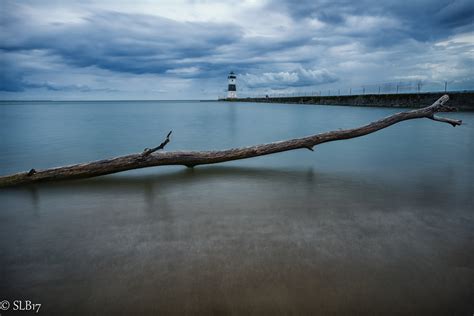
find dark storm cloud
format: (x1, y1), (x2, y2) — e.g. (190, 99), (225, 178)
(269, 0), (474, 43)
(0, 0), (472, 97)
(0, 55), (114, 93)
(1, 10), (242, 75)
(0, 57), (26, 92)
(0, 5), (336, 92)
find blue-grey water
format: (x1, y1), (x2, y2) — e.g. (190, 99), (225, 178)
(0, 100), (473, 315)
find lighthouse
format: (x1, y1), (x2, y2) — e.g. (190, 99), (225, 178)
(227, 71), (237, 99)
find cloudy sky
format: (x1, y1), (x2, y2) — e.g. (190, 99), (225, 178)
(1, 0), (473, 100)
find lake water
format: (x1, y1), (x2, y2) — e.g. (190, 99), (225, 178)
(1, 100), (473, 315)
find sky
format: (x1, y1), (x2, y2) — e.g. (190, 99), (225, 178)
(0, 0), (473, 100)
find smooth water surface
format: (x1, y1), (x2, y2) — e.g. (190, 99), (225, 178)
(1, 101), (473, 315)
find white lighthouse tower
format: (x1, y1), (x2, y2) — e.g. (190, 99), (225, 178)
(227, 71), (237, 99)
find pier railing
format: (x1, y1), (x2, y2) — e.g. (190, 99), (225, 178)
(219, 80), (472, 100)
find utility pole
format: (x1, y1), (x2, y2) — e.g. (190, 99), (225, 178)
(445, 81), (448, 92)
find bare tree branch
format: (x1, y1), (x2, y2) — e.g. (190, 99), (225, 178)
(142, 131), (172, 156)
(0, 95), (461, 187)
(428, 114), (462, 127)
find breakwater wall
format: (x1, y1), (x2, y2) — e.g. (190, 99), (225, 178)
(223, 91), (474, 111)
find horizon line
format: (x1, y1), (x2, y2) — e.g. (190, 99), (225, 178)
(0, 99), (219, 102)
(2, 90), (473, 102)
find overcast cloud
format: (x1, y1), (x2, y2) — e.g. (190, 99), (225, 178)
(0, 0), (473, 99)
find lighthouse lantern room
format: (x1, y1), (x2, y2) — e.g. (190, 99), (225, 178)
(227, 71), (237, 99)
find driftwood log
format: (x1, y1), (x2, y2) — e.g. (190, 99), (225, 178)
(0, 95), (461, 187)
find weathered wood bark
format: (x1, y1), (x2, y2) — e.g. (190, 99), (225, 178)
(0, 95), (461, 187)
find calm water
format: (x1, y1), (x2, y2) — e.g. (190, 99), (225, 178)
(1, 100), (473, 315)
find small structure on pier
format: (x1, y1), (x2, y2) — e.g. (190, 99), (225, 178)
(227, 71), (237, 99)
